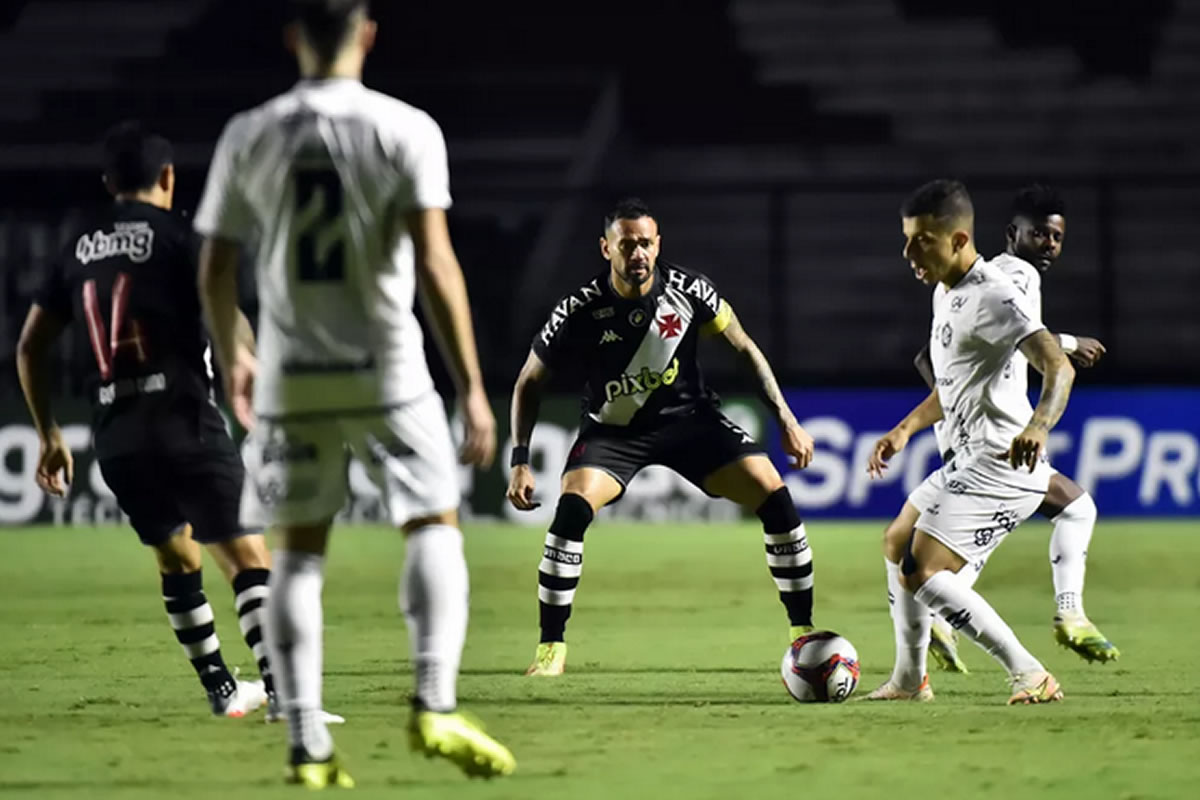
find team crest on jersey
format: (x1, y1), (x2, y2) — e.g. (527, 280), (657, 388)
(628, 308), (648, 327)
(75, 222), (154, 265)
(938, 322), (953, 347)
(655, 312), (683, 339)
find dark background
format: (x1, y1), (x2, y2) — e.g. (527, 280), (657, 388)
(2, 0), (1197, 404)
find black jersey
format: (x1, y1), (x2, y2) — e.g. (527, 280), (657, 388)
(36, 200), (218, 457)
(532, 261), (733, 428)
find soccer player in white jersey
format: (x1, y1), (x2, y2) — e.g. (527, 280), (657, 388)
(194, 0), (515, 787)
(864, 180), (1075, 705)
(906, 186), (1118, 673)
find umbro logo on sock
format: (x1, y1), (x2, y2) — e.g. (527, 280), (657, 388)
(944, 608), (973, 630)
(599, 329), (622, 344)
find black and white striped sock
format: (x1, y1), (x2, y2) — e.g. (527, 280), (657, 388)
(538, 493), (593, 643)
(162, 571), (235, 694)
(233, 568), (274, 697)
(756, 487), (814, 627)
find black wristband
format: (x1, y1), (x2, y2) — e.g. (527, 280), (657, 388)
(510, 445), (531, 467)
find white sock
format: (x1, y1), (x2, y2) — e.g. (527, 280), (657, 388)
(265, 550), (332, 760)
(1049, 493), (1096, 616)
(885, 560), (929, 690)
(916, 571), (1043, 678)
(402, 524), (469, 713)
(930, 560), (984, 640)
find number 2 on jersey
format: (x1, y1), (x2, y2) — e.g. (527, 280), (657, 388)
(295, 168), (346, 282)
(82, 273), (147, 381)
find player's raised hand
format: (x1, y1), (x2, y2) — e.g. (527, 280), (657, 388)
(506, 464), (540, 511)
(1006, 425), (1047, 472)
(35, 428), (73, 497)
(459, 387), (497, 469)
(781, 421), (815, 469)
(1069, 336), (1106, 368)
(868, 427), (910, 479)
(229, 346), (257, 432)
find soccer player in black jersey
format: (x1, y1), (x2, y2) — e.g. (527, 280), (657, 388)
(16, 122), (279, 717)
(507, 198), (817, 675)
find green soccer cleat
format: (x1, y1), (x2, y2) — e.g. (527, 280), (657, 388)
(525, 641), (567, 676)
(285, 754), (355, 790)
(928, 618), (970, 674)
(409, 710), (517, 779)
(788, 625), (814, 642)
(1053, 614), (1120, 663)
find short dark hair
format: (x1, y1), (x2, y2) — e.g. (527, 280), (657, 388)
(1011, 183), (1066, 221)
(901, 179), (974, 224)
(288, 0), (368, 64)
(102, 121), (173, 194)
(603, 197), (654, 231)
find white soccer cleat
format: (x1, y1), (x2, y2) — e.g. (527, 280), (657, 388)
(1007, 671), (1064, 705)
(861, 675), (934, 702)
(211, 678), (269, 718)
(265, 693), (345, 725)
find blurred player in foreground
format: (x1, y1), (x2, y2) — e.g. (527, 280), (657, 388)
(196, 0), (515, 788)
(508, 198), (817, 677)
(866, 179), (1074, 705)
(17, 122), (273, 718)
(904, 185), (1118, 673)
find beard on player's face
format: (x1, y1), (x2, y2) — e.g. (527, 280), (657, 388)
(619, 257), (654, 286)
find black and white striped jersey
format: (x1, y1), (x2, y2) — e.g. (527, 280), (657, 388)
(532, 261), (733, 428)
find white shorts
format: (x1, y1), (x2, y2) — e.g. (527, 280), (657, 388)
(908, 450), (1052, 565)
(240, 393), (460, 528)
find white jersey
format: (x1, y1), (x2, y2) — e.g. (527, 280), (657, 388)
(194, 78), (451, 417)
(930, 256), (1046, 456)
(933, 252), (1043, 454)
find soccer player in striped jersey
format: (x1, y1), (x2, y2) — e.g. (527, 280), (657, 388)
(16, 122), (275, 719)
(507, 198), (818, 677)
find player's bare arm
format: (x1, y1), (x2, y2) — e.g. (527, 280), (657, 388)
(16, 303), (73, 496)
(717, 307), (814, 468)
(197, 236), (256, 431)
(506, 350), (551, 511)
(1007, 328), (1076, 472)
(867, 390), (943, 479)
(913, 343), (935, 390)
(409, 207), (496, 469)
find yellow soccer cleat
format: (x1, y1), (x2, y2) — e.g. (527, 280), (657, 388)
(788, 625), (814, 642)
(1007, 671), (1064, 705)
(409, 710), (517, 779)
(1053, 614), (1120, 663)
(862, 674), (934, 702)
(928, 619), (970, 674)
(285, 756), (356, 789)
(525, 641), (567, 676)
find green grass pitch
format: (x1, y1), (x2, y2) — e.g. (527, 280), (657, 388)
(1, 519), (1198, 799)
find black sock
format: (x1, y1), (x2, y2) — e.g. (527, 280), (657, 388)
(162, 571), (235, 694)
(756, 487), (814, 627)
(538, 493), (593, 643)
(232, 568), (274, 696)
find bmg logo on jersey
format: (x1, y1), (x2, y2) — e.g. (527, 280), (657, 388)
(75, 222), (155, 265)
(604, 358), (680, 403)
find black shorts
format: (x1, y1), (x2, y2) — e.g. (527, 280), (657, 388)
(563, 407), (765, 498)
(98, 425), (252, 547)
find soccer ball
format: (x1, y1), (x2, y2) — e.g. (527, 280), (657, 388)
(781, 631), (860, 703)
